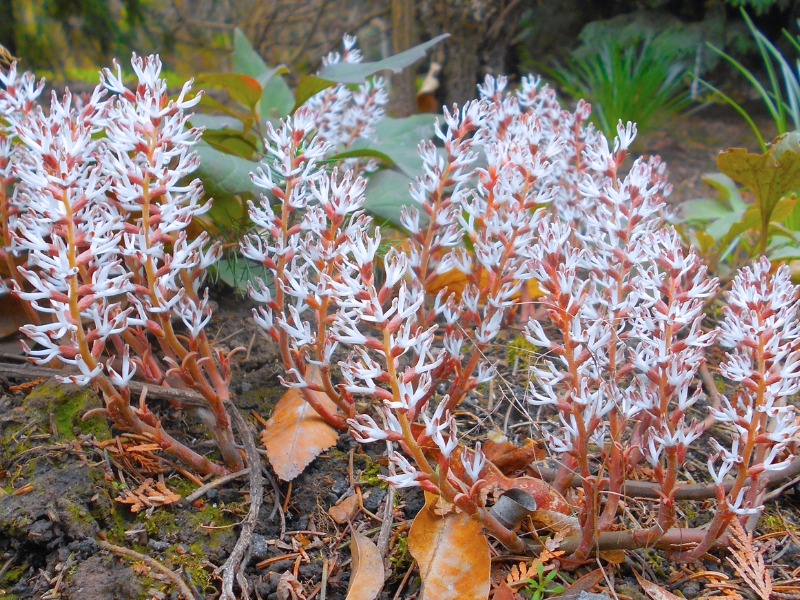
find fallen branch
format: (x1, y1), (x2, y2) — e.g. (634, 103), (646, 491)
(185, 468), (251, 503)
(216, 403), (263, 600)
(97, 539), (196, 600)
(530, 455), (800, 501)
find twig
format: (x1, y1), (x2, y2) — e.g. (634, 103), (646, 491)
(320, 557), (329, 600)
(260, 465), (282, 521)
(393, 561), (416, 600)
(97, 540), (196, 600)
(185, 468), (250, 503)
(0, 362), (212, 408)
(217, 404), (263, 600)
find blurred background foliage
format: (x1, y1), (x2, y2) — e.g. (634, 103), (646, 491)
(2, 0), (799, 113)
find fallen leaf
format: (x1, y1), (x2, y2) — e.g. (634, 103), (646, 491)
(345, 529), (384, 600)
(276, 571), (307, 600)
(408, 492), (490, 600)
(634, 570), (683, 600)
(261, 367), (340, 481)
(559, 568), (605, 598)
(426, 269), (542, 301)
(483, 438), (543, 475)
(328, 494), (359, 524)
(0, 293), (34, 339)
(492, 581), (518, 600)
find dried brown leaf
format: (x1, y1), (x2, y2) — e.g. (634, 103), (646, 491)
(726, 519), (772, 600)
(345, 529), (384, 600)
(276, 571), (307, 600)
(261, 369), (340, 481)
(408, 492), (490, 600)
(492, 581), (518, 600)
(328, 494), (359, 524)
(634, 570), (683, 600)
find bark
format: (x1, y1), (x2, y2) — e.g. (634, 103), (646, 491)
(390, 0), (416, 116)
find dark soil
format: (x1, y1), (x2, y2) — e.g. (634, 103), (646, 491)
(1, 103), (798, 600)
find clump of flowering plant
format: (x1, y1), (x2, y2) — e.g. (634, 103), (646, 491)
(246, 70), (799, 561)
(4, 56), (243, 475)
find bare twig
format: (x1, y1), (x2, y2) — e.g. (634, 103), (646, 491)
(185, 468), (251, 503)
(97, 540), (196, 600)
(217, 404), (263, 600)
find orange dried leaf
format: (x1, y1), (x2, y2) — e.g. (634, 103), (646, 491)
(492, 581), (518, 600)
(408, 492), (490, 600)
(114, 478), (181, 513)
(634, 570), (683, 600)
(276, 571), (307, 600)
(328, 494), (359, 524)
(261, 381), (339, 481)
(345, 529), (384, 600)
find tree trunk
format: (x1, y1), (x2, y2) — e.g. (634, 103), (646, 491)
(443, 21), (481, 108)
(390, 0), (415, 116)
(0, 0), (17, 57)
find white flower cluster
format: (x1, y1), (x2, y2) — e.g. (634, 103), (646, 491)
(304, 35), (388, 150)
(3, 55), (240, 474)
(709, 257), (800, 514)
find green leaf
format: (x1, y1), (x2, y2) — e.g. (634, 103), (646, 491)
(201, 129), (259, 159)
(772, 194), (797, 222)
(230, 28), (294, 119)
(232, 28), (270, 78)
(215, 255), (272, 293)
(682, 198), (733, 221)
(702, 172), (746, 211)
(322, 148), (395, 166)
(196, 141), (263, 197)
(348, 114), (439, 178)
(195, 73), (262, 111)
(723, 206), (762, 241)
(189, 114), (245, 131)
(206, 194), (247, 229)
(317, 33), (450, 84)
(292, 75), (336, 113)
(768, 244), (800, 260)
(363, 169), (419, 225)
(707, 209), (747, 240)
(717, 146), (800, 222)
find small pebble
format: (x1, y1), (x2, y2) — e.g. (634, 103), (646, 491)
(176, 543), (189, 555)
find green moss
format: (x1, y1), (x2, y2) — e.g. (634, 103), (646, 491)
(1, 565), (25, 585)
(389, 532), (410, 568)
(507, 334), (539, 369)
(22, 382), (110, 440)
(759, 512), (787, 534)
(359, 460), (387, 489)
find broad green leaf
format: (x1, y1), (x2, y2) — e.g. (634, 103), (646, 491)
(707, 209), (747, 240)
(232, 28), (270, 78)
(196, 141), (263, 197)
(363, 169), (415, 225)
(261, 72), (295, 120)
(230, 28), (294, 119)
(215, 255), (271, 293)
(322, 148), (395, 166)
(189, 114), (244, 131)
(318, 34), (450, 84)
(196, 93), (249, 121)
(772, 194), (797, 222)
(681, 198), (732, 221)
(702, 172), (746, 211)
(769, 244), (800, 260)
(349, 115), (439, 178)
(292, 75), (336, 113)
(202, 129), (259, 159)
(717, 146), (800, 221)
(195, 73), (262, 111)
(695, 230), (715, 253)
(206, 194), (247, 230)
(723, 206), (762, 242)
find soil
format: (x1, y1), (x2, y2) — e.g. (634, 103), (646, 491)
(1, 103), (799, 600)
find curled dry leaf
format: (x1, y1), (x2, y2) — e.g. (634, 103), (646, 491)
(261, 368), (340, 481)
(328, 494), (359, 524)
(345, 529), (384, 600)
(408, 492), (490, 600)
(633, 570), (683, 600)
(276, 571), (308, 600)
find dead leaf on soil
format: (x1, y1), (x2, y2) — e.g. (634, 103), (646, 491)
(276, 571), (307, 600)
(492, 581), (518, 600)
(0, 293), (33, 339)
(328, 494), (359, 524)
(634, 570), (683, 600)
(261, 367), (340, 481)
(483, 437), (543, 475)
(408, 492), (490, 600)
(345, 529), (384, 600)
(115, 478), (181, 513)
